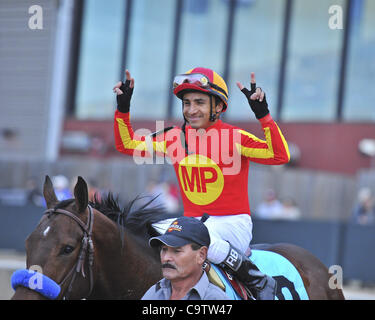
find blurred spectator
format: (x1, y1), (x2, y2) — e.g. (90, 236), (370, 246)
(146, 180), (180, 213)
(2, 128), (20, 150)
(352, 188), (375, 225)
(87, 178), (102, 202)
(255, 189), (283, 220)
(168, 181), (181, 211)
(52, 175), (73, 201)
(278, 197), (301, 220)
(145, 180), (167, 209)
(26, 177), (44, 207)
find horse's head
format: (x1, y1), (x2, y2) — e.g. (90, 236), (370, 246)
(11, 175), (170, 300)
(11, 175), (102, 300)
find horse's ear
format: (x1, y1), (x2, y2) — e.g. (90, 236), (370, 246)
(43, 175), (58, 209)
(74, 176), (88, 214)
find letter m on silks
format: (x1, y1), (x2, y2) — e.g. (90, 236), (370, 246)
(181, 166), (202, 192)
(181, 166), (218, 193)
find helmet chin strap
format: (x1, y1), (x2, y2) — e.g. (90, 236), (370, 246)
(209, 95), (217, 122)
(181, 102), (190, 155)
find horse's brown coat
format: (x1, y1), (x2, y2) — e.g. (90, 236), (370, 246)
(11, 176), (345, 300)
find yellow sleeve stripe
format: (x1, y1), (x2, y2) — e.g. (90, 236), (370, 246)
(116, 118), (167, 153)
(276, 123), (291, 161)
(236, 128), (274, 159)
(237, 129), (267, 144)
(153, 139), (167, 154)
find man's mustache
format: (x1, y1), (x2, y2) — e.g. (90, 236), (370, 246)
(162, 263), (177, 270)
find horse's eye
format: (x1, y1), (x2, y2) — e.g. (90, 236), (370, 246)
(61, 245), (74, 255)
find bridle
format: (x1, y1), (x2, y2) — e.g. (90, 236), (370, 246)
(44, 205), (94, 300)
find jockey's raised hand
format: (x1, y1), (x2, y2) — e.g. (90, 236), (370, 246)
(236, 72), (269, 119)
(113, 69), (134, 113)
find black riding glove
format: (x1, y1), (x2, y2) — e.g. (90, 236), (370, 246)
(240, 82), (269, 119)
(116, 79), (134, 113)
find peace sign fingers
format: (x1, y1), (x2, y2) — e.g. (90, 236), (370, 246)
(114, 68), (135, 113)
(236, 72), (258, 94)
(237, 71), (269, 119)
(250, 72), (256, 92)
(125, 69), (135, 89)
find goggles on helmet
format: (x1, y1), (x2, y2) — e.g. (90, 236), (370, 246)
(173, 73), (228, 99)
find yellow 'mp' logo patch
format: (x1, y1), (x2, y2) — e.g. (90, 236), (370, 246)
(178, 154), (224, 205)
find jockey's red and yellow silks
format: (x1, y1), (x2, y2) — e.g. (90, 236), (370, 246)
(114, 110), (290, 217)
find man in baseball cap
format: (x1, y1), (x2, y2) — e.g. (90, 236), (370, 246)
(142, 217), (229, 300)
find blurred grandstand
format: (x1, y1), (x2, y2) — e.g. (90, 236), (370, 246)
(0, 0), (375, 291)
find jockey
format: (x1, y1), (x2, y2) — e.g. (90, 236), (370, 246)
(113, 67), (290, 300)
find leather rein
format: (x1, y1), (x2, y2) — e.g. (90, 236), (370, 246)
(44, 205), (95, 300)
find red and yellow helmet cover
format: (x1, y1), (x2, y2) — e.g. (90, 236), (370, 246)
(173, 67), (228, 110)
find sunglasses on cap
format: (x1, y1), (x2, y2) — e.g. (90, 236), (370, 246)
(173, 73), (228, 98)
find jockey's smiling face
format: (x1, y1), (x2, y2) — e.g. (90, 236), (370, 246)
(182, 92), (223, 129)
(160, 244), (206, 282)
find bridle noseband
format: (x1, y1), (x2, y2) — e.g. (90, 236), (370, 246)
(44, 205), (94, 300)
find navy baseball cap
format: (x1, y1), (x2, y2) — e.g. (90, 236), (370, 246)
(149, 217), (210, 248)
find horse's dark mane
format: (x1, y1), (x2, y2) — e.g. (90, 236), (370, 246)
(90, 193), (179, 239)
(52, 193), (180, 242)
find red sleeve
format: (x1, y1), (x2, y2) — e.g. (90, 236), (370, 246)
(114, 111), (167, 157)
(237, 114), (290, 165)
